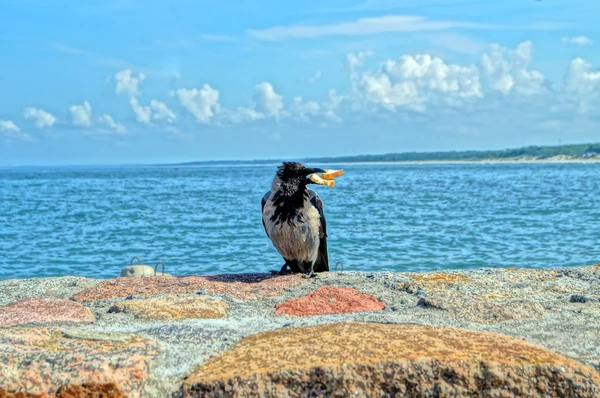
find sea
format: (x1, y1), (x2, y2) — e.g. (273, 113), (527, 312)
(1, 162), (599, 280)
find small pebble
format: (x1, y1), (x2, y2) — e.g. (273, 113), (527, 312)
(569, 295), (587, 303)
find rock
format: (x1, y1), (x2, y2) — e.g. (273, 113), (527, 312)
(0, 298), (95, 328)
(108, 295), (228, 321)
(570, 294), (588, 303)
(274, 286), (385, 316)
(72, 273), (304, 302)
(416, 293), (546, 324)
(0, 327), (158, 397)
(0, 276), (101, 307)
(183, 322), (600, 397)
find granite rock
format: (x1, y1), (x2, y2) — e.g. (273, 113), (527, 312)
(0, 327), (158, 397)
(183, 321), (600, 397)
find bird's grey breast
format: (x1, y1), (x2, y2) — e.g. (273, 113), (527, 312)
(262, 192), (321, 263)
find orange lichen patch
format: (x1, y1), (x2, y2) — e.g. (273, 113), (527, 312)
(486, 293), (511, 300)
(108, 295), (228, 321)
(72, 273), (305, 302)
(274, 286), (385, 316)
(0, 298), (95, 328)
(0, 383), (126, 398)
(54, 383), (125, 397)
(0, 327), (157, 398)
(399, 272), (471, 293)
(410, 273), (469, 283)
(183, 322), (600, 397)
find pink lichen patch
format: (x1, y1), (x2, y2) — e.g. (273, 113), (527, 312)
(72, 273), (305, 302)
(274, 286), (385, 316)
(0, 298), (95, 328)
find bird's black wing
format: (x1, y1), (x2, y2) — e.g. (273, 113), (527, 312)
(261, 191), (271, 238)
(308, 189), (329, 272)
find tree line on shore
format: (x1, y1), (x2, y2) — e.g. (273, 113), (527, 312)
(170, 142), (600, 166)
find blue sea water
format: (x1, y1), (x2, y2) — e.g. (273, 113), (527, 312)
(1, 163), (599, 280)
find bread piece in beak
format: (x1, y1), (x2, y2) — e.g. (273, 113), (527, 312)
(309, 173), (335, 187)
(322, 169), (344, 180)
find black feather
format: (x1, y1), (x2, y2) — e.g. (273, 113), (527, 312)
(308, 189), (329, 272)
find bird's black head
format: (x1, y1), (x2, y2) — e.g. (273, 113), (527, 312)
(274, 162), (325, 194)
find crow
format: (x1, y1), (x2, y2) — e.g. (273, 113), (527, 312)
(261, 162), (329, 278)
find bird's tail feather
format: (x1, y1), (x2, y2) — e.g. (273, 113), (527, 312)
(313, 238), (329, 272)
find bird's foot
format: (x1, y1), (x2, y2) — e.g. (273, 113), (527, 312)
(302, 270), (316, 279)
(270, 269), (292, 275)
(270, 264), (291, 276)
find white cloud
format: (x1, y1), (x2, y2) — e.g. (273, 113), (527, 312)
(219, 83), (284, 124)
(289, 97), (320, 122)
(222, 107), (266, 124)
(247, 15), (494, 41)
(346, 51), (373, 71)
(150, 100), (176, 123)
(174, 85), (220, 124)
(98, 114), (127, 134)
(480, 41), (545, 96)
(31, 39), (600, 140)
(565, 58), (600, 94)
(0, 120), (19, 133)
(113, 69), (177, 124)
(253, 82), (283, 117)
(129, 97), (151, 124)
(561, 36), (593, 46)
(69, 101), (93, 127)
(322, 90), (344, 123)
(23, 107), (57, 128)
(358, 53), (482, 112)
(0, 120), (32, 141)
(115, 69), (146, 97)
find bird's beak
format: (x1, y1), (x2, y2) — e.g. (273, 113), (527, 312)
(304, 168), (325, 176)
(305, 168), (333, 186)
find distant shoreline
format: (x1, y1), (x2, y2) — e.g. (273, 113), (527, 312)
(167, 157), (600, 167)
(315, 157), (600, 165)
(169, 142), (600, 167)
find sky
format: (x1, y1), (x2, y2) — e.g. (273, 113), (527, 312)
(0, 0), (599, 165)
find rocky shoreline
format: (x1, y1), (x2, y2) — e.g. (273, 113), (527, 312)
(1, 264), (599, 397)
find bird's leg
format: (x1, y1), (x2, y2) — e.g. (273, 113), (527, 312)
(302, 263), (316, 279)
(270, 263), (291, 275)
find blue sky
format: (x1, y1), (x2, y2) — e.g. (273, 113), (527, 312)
(1, 0), (599, 165)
